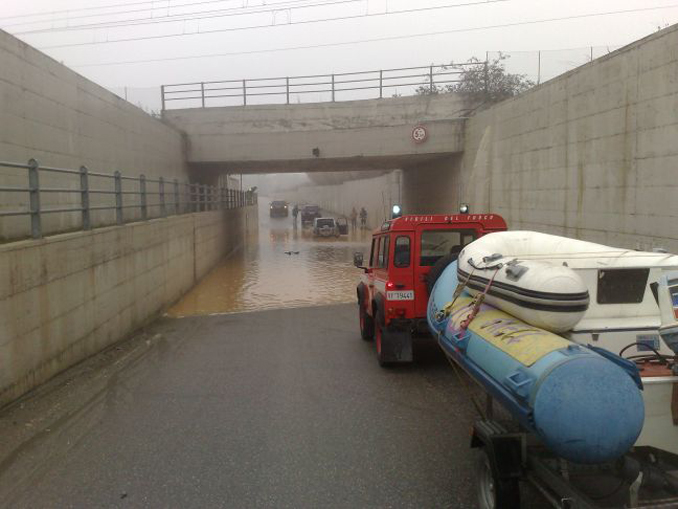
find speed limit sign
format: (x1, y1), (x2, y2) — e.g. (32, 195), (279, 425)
(412, 125), (428, 144)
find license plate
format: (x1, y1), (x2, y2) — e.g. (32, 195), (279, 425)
(387, 290), (414, 301)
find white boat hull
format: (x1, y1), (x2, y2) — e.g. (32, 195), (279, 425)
(636, 376), (678, 455)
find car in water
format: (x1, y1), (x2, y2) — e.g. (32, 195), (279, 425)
(313, 217), (340, 237)
(354, 212), (507, 366)
(269, 200), (289, 217)
(336, 217), (349, 235)
(301, 204), (322, 225)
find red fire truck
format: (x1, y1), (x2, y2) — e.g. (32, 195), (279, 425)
(354, 213), (507, 366)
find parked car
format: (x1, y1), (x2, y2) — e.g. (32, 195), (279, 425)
(313, 217), (340, 237)
(269, 200), (289, 217)
(336, 217), (348, 235)
(301, 205), (322, 225)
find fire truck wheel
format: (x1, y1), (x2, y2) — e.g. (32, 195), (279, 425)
(359, 301), (374, 341)
(426, 253), (458, 294)
(375, 311), (392, 367)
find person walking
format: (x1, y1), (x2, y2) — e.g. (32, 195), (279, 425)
(350, 207), (358, 231)
(359, 207), (367, 229)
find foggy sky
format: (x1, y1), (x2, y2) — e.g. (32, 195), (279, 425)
(2, 0), (677, 94)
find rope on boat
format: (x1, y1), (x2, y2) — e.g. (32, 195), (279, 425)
(460, 268), (501, 330)
(435, 267), (476, 322)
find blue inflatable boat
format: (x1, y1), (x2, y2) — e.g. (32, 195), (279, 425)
(428, 261), (645, 464)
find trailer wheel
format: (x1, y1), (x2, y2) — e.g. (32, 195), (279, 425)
(478, 448), (520, 509)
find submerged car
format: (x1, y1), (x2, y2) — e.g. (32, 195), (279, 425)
(301, 205), (322, 225)
(269, 200), (289, 217)
(336, 217), (349, 235)
(313, 217), (340, 237)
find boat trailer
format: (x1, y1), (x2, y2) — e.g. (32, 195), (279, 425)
(473, 397), (678, 509)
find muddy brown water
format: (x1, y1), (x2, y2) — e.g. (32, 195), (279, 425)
(167, 199), (372, 317)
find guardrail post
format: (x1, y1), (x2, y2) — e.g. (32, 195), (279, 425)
(429, 65), (434, 93)
(80, 165), (91, 231)
(331, 74), (335, 102)
(114, 171), (123, 224)
(28, 158), (41, 239)
(174, 179), (180, 214)
(159, 177), (166, 217)
(161, 85), (166, 111)
(140, 175), (148, 220)
(243, 79), (247, 106)
(200, 82), (205, 108)
(379, 70), (383, 99)
(286, 77), (290, 105)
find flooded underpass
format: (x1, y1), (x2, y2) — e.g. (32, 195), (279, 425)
(0, 197), (545, 509)
(168, 198), (372, 316)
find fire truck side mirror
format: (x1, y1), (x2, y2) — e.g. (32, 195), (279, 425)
(353, 252), (365, 268)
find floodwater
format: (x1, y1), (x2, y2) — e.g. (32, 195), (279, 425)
(167, 199), (372, 317)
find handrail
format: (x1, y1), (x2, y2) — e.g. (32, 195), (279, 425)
(161, 61), (485, 109)
(0, 159), (257, 240)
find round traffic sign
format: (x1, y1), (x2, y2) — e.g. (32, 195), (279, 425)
(412, 125), (428, 144)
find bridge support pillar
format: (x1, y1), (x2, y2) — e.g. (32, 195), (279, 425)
(402, 155), (461, 215)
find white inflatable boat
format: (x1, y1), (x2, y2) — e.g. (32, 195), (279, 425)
(457, 232), (590, 333)
(459, 231), (678, 455)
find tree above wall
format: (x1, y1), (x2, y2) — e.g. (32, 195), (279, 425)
(417, 54), (535, 105)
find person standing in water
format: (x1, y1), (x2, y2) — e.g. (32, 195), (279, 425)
(292, 204), (299, 227)
(359, 207), (367, 229)
(350, 207), (358, 231)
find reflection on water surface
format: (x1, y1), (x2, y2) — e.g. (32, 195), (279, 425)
(167, 199), (371, 316)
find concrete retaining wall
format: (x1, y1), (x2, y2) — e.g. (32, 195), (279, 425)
(0, 29), (188, 241)
(460, 25), (678, 252)
(0, 206), (257, 407)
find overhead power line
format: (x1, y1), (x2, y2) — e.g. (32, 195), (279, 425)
(1, 0), (236, 22)
(8, 0), (359, 32)
(69, 4), (678, 68)
(34, 0), (510, 49)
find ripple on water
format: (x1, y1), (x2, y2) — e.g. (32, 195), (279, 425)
(167, 202), (372, 317)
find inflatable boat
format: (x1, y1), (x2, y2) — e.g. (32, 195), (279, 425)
(455, 231), (678, 456)
(428, 261), (645, 464)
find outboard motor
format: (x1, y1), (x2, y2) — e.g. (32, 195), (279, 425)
(657, 271), (678, 367)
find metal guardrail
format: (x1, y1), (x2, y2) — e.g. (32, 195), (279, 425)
(161, 62), (482, 109)
(0, 159), (256, 240)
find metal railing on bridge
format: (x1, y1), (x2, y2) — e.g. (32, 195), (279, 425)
(161, 62), (481, 110)
(0, 159), (256, 240)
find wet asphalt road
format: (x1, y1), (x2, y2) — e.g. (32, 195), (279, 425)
(0, 304), (484, 508)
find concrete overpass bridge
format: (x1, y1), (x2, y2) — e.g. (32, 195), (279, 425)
(163, 93), (472, 211)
